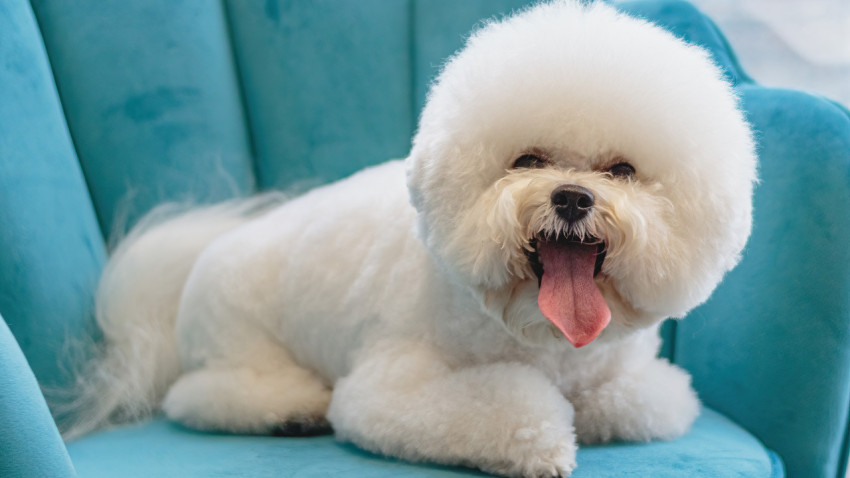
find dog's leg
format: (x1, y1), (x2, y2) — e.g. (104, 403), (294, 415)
(328, 341), (577, 478)
(570, 357), (699, 444)
(162, 344), (332, 436)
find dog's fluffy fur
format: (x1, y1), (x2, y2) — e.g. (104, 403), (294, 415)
(64, 2), (756, 476)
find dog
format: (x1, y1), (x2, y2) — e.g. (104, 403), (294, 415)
(64, 1), (757, 476)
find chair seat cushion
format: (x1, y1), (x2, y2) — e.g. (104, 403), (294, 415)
(67, 407), (783, 477)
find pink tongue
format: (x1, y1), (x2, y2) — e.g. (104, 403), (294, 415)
(537, 241), (610, 347)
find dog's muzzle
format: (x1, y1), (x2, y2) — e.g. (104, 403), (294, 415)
(522, 184), (610, 348)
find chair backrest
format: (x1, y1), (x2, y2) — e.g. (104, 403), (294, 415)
(1, 1), (849, 477)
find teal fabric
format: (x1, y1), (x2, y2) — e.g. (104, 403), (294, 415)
(66, 408), (777, 478)
(1, 0), (849, 477)
(676, 87), (850, 478)
(0, 316), (76, 478)
(225, 0), (414, 190)
(617, 4), (850, 476)
(29, 0), (256, 234)
(0, 0), (105, 393)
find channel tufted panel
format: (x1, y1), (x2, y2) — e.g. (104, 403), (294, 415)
(0, 0), (105, 392)
(29, 0), (256, 236)
(225, 0), (414, 191)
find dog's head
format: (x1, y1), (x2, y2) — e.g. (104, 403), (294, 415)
(406, 1), (757, 348)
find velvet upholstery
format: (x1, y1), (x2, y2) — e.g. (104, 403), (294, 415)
(29, 0), (256, 233)
(0, 316), (75, 478)
(1, 0), (848, 477)
(225, 0), (414, 191)
(0, 0), (106, 397)
(677, 87), (850, 478)
(66, 409), (779, 478)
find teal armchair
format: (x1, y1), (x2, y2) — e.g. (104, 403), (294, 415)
(2, 1), (849, 477)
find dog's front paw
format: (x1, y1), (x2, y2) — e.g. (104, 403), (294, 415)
(330, 350), (578, 478)
(572, 359), (699, 444)
(480, 421), (577, 478)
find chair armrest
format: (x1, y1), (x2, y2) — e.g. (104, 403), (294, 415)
(676, 91), (850, 478)
(0, 315), (76, 478)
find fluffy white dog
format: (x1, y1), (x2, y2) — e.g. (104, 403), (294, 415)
(66, 1), (757, 476)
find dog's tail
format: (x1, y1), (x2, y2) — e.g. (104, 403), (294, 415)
(56, 194), (285, 441)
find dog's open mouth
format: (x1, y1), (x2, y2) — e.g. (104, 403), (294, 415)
(526, 235), (606, 282)
(525, 235), (611, 348)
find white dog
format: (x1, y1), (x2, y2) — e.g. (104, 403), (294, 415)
(66, 1), (757, 476)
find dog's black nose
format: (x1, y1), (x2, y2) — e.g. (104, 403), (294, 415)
(551, 185), (594, 223)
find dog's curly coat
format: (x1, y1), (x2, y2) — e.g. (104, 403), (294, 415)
(64, 1), (756, 476)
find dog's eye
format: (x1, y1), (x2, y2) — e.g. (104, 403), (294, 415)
(512, 154), (547, 169)
(607, 162), (636, 180)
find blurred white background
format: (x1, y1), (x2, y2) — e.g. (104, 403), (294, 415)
(691, 0), (850, 106)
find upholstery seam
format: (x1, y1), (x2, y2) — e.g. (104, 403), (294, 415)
(220, 0), (263, 192)
(837, 361), (850, 478)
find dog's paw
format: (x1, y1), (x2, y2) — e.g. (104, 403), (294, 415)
(163, 365), (331, 434)
(572, 360), (699, 444)
(270, 413), (333, 437)
(481, 421), (577, 478)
